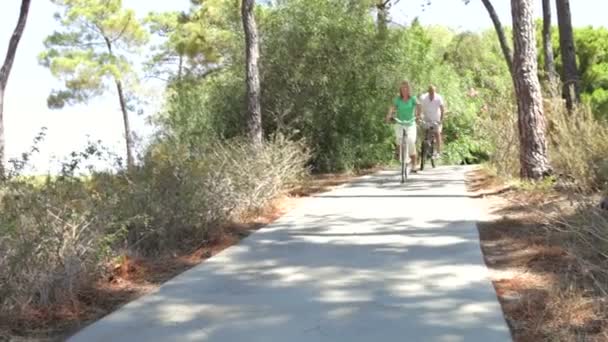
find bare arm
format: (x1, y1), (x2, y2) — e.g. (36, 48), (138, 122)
(385, 105), (396, 123)
(440, 104), (445, 122)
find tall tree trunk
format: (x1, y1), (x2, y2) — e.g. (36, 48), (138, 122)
(555, 0), (579, 110)
(481, 0), (514, 78)
(376, 0), (389, 38)
(115, 80), (135, 170)
(177, 54), (184, 82)
(241, 0), (262, 145)
(542, 0), (559, 95)
(104, 37), (135, 170)
(0, 0), (32, 178)
(0, 90), (5, 178)
(511, 0), (552, 179)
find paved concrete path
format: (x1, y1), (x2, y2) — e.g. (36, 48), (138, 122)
(69, 166), (511, 342)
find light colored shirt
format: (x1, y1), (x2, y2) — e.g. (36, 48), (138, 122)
(420, 93), (444, 122)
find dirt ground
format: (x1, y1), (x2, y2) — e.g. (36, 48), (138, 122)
(467, 168), (608, 342)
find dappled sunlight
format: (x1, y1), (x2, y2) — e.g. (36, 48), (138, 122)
(402, 263), (491, 288)
(68, 167), (509, 341)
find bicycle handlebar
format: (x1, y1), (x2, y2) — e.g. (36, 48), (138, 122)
(391, 117), (416, 125)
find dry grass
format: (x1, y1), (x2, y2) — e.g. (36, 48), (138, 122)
(470, 168), (608, 342)
(546, 102), (608, 193)
(0, 170), (365, 341)
(0, 195), (298, 341)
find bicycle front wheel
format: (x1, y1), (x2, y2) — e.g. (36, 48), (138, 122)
(401, 128), (408, 183)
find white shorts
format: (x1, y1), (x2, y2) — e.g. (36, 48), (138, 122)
(393, 124), (417, 155)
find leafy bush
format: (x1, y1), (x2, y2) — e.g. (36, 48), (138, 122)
(0, 137), (308, 315)
(158, 0), (510, 172)
(442, 106), (492, 165)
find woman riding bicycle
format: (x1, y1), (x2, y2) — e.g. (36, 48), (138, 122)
(385, 81), (421, 173)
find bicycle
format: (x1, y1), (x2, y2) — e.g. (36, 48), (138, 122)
(392, 117), (414, 184)
(420, 120), (440, 171)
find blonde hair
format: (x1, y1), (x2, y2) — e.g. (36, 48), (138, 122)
(399, 81), (411, 100)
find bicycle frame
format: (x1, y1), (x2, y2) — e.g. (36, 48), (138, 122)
(394, 118), (413, 183)
(420, 121), (439, 170)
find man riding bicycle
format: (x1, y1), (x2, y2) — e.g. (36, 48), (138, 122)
(419, 85), (445, 157)
(385, 81), (421, 173)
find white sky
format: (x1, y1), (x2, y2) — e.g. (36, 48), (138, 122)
(0, 0), (605, 173)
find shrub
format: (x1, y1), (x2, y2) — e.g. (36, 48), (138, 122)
(0, 176), (113, 312)
(126, 135), (309, 253)
(476, 91), (520, 177)
(0, 137), (309, 315)
(546, 101), (608, 192)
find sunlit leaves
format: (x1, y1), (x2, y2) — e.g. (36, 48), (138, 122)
(41, 0), (148, 108)
(145, 0), (238, 80)
(574, 26), (608, 117)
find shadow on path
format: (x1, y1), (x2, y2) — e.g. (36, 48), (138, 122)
(68, 166), (511, 342)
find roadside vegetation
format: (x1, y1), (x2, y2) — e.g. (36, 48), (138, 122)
(471, 100), (608, 341)
(1, 0), (607, 340)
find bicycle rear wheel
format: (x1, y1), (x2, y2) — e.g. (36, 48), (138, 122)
(430, 139), (436, 168)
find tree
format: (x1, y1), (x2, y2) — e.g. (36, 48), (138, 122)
(376, 0), (392, 38)
(480, 0), (513, 78)
(511, 0), (551, 179)
(145, 11), (192, 82)
(40, 0), (148, 170)
(574, 26), (608, 118)
(424, 1), (513, 80)
(542, 0), (558, 94)
(0, 0), (31, 178)
(444, 31), (511, 96)
(145, 4), (229, 83)
(241, 0), (262, 144)
(555, 0), (580, 110)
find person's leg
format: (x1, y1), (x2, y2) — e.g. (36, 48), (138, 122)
(434, 131), (442, 154)
(410, 153), (417, 171)
(407, 125), (418, 172)
(435, 124), (443, 155)
(394, 124), (402, 161)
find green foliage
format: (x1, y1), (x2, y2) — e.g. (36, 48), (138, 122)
(156, 70), (246, 145)
(259, 0), (392, 171)
(444, 30), (512, 97)
(144, 0), (240, 80)
(541, 24), (608, 119)
(40, 0), (148, 108)
(575, 27), (608, 119)
(158, 0), (508, 172)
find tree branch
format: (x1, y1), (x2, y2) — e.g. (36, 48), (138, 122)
(480, 0), (514, 78)
(111, 14), (133, 43)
